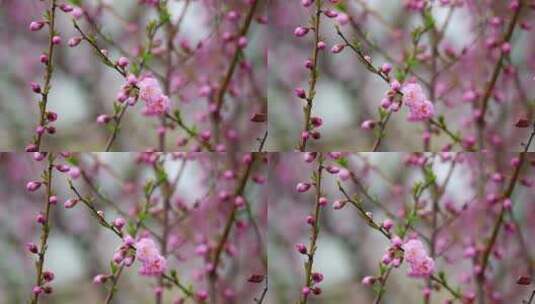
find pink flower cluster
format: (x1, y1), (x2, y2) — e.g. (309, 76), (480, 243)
(115, 74), (170, 117)
(138, 76), (170, 116)
(135, 238), (167, 277)
(401, 83), (435, 121)
(402, 239), (435, 278)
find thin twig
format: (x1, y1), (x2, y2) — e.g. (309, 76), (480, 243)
(30, 154), (56, 304)
(299, 154), (324, 304)
(32, 0), (58, 150)
(298, 0), (323, 151)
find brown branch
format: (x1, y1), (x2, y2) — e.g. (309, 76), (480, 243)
(30, 154), (55, 304)
(208, 154), (257, 302)
(298, 0), (323, 151)
(477, 1), (525, 149)
(299, 155), (324, 304)
(477, 151), (529, 301)
(212, 0), (259, 143)
(33, 0), (58, 151)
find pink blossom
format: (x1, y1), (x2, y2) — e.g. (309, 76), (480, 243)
(135, 238), (160, 262)
(138, 76), (163, 102)
(401, 83), (435, 121)
(142, 95), (170, 116)
(401, 83), (427, 108)
(407, 100), (434, 121)
(138, 254), (167, 277)
(402, 239), (427, 263)
(138, 76), (170, 116)
(135, 238), (167, 277)
(407, 256), (435, 278)
(402, 239), (435, 277)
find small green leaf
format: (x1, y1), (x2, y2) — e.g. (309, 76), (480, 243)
(110, 261), (118, 274)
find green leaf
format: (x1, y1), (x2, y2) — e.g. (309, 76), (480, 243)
(423, 9), (436, 29)
(110, 261), (118, 274)
(158, 8), (171, 24)
(154, 165), (168, 184)
(68, 0), (82, 6)
(143, 180), (154, 196)
(335, 157), (349, 168)
(65, 156), (79, 166)
(126, 221), (136, 237)
(335, 3), (347, 12)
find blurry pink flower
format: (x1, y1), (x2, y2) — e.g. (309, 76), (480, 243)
(402, 239), (435, 277)
(143, 95), (170, 116)
(138, 76), (170, 116)
(136, 237), (167, 277)
(401, 83), (434, 121)
(138, 76), (163, 103)
(402, 239), (427, 263)
(135, 238), (160, 262)
(407, 256), (434, 277)
(401, 83), (427, 108)
(139, 254), (167, 277)
(407, 100), (434, 121)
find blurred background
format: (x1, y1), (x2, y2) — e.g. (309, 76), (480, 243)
(267, 152), (535, 303)
(267, 0), (535, 151)
(0, 0), (266, 151)
(0, 152), (267, 303)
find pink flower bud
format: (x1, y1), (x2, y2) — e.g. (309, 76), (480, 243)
(40, 54), (49, 64)
(391, 236), (402, 247)
(382, 219), (393, 230)
(68, 36), (82, 47)
(311, 116), (323, 127)
(43, 271), (55, 282)
(296, 182), (311, 193)
(331, 44), (345, 54)
(30, 82), (41, 94)
(26, 242), (39, 254)
(113, 217), (126, 230)
(362, 276), (376, 286)
(338, 169), (350, 181)
(302, 0), (313, 7)
(234, 196), (245, 208)
(333, 200), (345, 209)
(52, 36), (62, 45)
(501, 42), (511, 54)
(96, 114), (111, 124)
(32, 286), (44, 295)
(71, 7), (84, 19)
(64, 199), (78, 209)
(123, 235), (135, 247)
(295, 87), (307, 99)
(29, 21), (45, 32)
(196, 291), (208, 301)
(390, 80), (401, 91)
(312, 272), (324, 283)
(26, 181), (42, 192)
(294, 26), (310, 37)
(296, 243), (307, 254)
(238, 36), (248, 48)
(93, 274), (109, 284)
(381, 63), (392, 74)
(361, 119), (376, 130)
(117, 57), (129, 68)
(503, 198), (512, 209)
(60, 4), (74, 12)
(324, 10), (338, 18)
